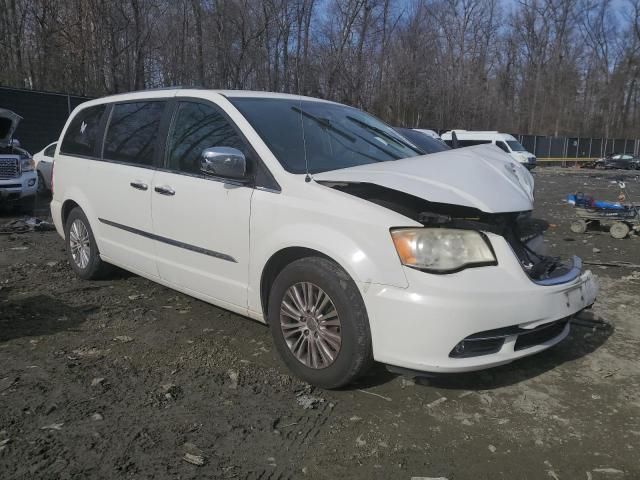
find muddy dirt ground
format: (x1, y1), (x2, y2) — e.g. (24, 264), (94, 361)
(1, 168), (639, 479)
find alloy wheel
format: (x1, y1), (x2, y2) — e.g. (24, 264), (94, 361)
(69, 219), (91, 269)
(279, 282), (342, 369)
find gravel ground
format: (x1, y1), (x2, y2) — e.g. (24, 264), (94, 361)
(1, 167), (639, 479)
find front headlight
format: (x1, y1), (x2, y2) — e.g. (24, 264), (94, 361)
(21, 157), (35, 172)
(391, 228), (496, 273)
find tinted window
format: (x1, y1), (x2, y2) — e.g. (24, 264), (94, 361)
(496, 141), (510, 153)
(231, 98), (421, 173)
(458, 140), (492, 147)
(44, 143), (57, 157)
(61, 106), (106, 157)
(103, 102), (164, 166)
(167, 102), (247, 175)
(507, 140), (527, 152)
(394, 128), (449, 154)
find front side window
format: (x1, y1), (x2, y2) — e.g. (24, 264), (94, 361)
(166, 101), (247, 175)
(61, 105), (106, 157)
(507, 140), (527, 152)
(103, 101), (164, 166)
(230, 98), (421, 174)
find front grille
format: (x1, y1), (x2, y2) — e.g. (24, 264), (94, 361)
(0, 158), (19, 179)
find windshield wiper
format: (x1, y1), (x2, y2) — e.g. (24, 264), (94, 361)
(291, 107), (356, 142)
(292, 106), (400, 163)
(346, 116), (423, 154)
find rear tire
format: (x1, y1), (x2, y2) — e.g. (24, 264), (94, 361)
(267, 256), (373, 389)
(64, 207), (112, 280)
(610, 222), (630, 239)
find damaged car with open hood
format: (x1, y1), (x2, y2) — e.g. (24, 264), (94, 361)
(50, 90), (598, 388)
(0, 108), (37, 212)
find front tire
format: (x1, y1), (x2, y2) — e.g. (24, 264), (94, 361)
(570, 219), (588, 234)
(267, 257), (373, 389)
(64, 207), (112, 280)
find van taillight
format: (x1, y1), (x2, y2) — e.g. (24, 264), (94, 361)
(50, 161), (54, 195)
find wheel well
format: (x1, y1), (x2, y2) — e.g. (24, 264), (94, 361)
(260, 247), (333, 322)
(61, 200), (80, 229)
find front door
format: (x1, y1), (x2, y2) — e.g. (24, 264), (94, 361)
(151, 100), (253, 310)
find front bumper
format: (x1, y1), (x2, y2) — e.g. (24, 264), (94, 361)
(0, 171), (37, 202)
(361, 232), (598, 373)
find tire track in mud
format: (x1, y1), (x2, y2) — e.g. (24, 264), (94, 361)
(246, 400), (332, 480)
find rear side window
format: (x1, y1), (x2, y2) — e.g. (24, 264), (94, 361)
(61, 105), (106, 157)
(167, 101), (248, 175)
(103, 102), (164, 166)
(458, 140), (492, 147)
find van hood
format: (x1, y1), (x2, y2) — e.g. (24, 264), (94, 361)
(314, 144), (534, 214)
(0, 109), (22, 148)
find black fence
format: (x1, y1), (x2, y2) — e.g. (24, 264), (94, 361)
(1, 85), (638, 160)
(0, 86), (90, 154)
(516, 135), (638, 159)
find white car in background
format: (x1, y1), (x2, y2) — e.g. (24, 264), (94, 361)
(51, 89), (597, 388)
(441, 130), (537, 170)
(33, 141), (57, 194)
(412, 128), (441, 140)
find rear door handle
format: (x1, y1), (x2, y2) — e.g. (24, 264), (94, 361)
(130, 180), (148, 191)
(154, 185), (175, 196)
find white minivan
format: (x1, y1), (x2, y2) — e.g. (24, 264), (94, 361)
(441, 130), (537, 170)
(51, 90), (597, 388)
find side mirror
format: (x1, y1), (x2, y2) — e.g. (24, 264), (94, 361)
(200, 147), (246, 179)
(10, 138), (20, 148)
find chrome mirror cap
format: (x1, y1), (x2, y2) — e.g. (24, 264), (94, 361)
(200, 147), (246, 179)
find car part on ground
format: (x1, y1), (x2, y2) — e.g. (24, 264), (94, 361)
(0, 216), (56, 234)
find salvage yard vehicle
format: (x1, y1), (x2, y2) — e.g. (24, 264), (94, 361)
(394, 127), (450, 154)
(0, 108), (37, 213)
(441, 130), (537, 170)
(598, 153), (640, 170)
(33, 141), (57, 194)
(50, 89), (598, 388)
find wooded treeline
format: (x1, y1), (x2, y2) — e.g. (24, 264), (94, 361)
(1, 0), (639, 137)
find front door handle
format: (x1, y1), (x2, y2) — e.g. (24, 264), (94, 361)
(130, 180), (148, 191)
(154, 185), (175, 196)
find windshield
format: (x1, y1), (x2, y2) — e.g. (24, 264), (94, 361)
(506, 140), (527, 152)
(230, 98), (423, 173)
(394, 128), (449, 154)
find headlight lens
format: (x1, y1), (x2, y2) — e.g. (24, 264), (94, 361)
(21, 157), (35, 172)
(391, 228), (496, 273)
